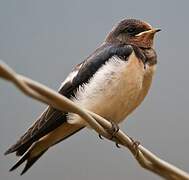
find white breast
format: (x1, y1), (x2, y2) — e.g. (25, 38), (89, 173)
(68, 52), (156, 126)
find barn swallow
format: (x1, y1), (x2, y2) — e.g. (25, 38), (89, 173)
(5, 18), (160, 175)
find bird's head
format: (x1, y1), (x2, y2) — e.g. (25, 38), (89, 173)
(105, 19), (160, 48)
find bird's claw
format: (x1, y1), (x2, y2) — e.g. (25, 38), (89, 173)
(115, 142), (121, 148)
(99, 134), (104, 140)
(108, 121), (120, 148)
(107, 121), (119, 139)
(98, 121), (120, 148)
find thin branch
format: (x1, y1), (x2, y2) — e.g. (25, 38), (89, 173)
(0, 60), (189, 180)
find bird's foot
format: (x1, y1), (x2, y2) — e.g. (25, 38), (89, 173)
(98, 121), (120, 148)
(107, 121), (119, 139)
(108, 121), (121, 148)
(130, 137), (140, 157)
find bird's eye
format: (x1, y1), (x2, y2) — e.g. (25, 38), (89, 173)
(126, 27), (136, 34)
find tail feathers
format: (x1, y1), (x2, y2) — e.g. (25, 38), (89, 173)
(5, 140), (33, 156)
(7, 123), (85, 174)
(4, 145), (20, 155)
(9, 149), (47, 175)
(16, 142), (33, 156)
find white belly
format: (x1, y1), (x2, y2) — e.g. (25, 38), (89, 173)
(68, 52), (156, 125)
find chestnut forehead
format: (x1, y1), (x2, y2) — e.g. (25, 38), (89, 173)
(116, 19), (152, 31)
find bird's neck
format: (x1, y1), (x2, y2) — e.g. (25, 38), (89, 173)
(140, 47), (157, 66)
(130, 45), (157, 66)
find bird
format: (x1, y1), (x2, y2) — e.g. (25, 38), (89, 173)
(5, 18), (160, 175)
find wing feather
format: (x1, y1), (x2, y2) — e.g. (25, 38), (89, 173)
(5, 43), (133, 156)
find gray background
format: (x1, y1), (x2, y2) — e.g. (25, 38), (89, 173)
(0, 0), (188, 180)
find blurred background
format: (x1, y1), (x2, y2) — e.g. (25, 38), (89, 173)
(0, 0), (189, 179)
